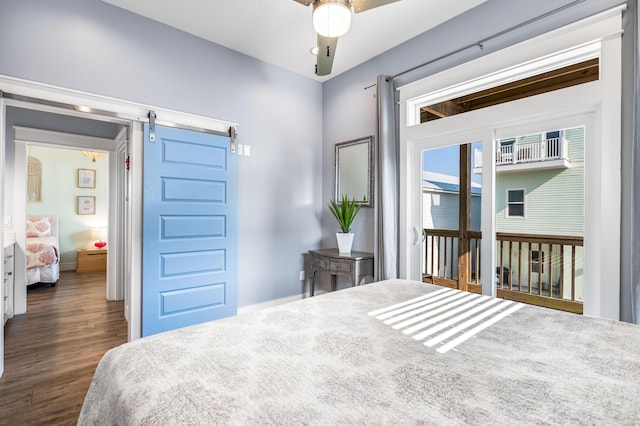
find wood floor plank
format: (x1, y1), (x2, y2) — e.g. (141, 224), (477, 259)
(0, 271), (127, 425)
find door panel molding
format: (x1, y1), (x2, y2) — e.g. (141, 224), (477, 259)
(142, 124), (237, 336)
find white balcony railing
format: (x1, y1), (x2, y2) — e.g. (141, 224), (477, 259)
(496, 137), (562, 165)
(473, 137), (566, 170)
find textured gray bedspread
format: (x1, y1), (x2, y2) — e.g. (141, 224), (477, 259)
(78, 280), (640, 425)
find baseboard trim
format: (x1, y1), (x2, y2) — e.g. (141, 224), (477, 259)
(238, 294), (304, 315)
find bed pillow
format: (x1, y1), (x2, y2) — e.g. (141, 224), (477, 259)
(26, 216), (53, 238)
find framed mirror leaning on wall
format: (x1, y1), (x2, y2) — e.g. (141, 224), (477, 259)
(334, 135), (374, 207)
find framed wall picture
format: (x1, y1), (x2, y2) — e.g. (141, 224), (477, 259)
(77, 196), (96, 215)
(78, 168), (96, 188)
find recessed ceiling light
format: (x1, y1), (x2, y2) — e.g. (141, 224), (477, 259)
(310, 46), (319, 56)
(74, 105), (93, 113)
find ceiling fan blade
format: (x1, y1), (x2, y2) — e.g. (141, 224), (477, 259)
(316, 35), (338, 76)
(292, 0), (312, 6)
(351, 0), (401, 13)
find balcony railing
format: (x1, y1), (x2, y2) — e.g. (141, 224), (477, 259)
(473, 137), (567, 170)
(422, 229), (482, 289)
(496, 137), (562, 165)
(422, 228), (584, 314)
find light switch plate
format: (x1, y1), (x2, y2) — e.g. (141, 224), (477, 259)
(237, 143), (244, 156)
(4, 216), (10, 227)
(244, 145), (251, 156)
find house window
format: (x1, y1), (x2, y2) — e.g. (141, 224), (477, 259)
(506, 189), (525, 217)
(531, 250), (544, 274)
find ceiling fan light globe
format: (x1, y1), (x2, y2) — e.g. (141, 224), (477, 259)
(313, 0), (351, 38)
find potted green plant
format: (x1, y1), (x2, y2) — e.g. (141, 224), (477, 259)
(328, 194), (362, 254)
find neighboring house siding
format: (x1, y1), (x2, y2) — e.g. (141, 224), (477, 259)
(519, 134), (541, 145)
(496, 127), (585, 237)
(422, 192), (481, 231)
(422, 192), (457, 231)
(495, 167), (584, 236)
(566, 126), (585, 162)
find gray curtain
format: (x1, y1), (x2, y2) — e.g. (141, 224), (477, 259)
(620, 0), (640, 324)
(622, 0), (640, 324)
(374, 75), (398, 280)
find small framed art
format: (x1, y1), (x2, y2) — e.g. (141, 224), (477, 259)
(77, 196), (96, 215)
(78, 168), (96, 188)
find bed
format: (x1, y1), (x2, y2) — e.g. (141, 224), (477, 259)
(78, 279), (640, 425)
(25, 216), (60, 286)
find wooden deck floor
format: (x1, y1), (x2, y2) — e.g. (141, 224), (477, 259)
(0, 271), (127, 425)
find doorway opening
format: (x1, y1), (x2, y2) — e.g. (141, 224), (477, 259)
(420, 124), (586, 314)
(24, 144), (111, 299)
(400, 10), (622, 319)
(2, 103), (131, 381)
(7, 107), (127, 317)
(421, 142), (482, 294)
(26, 145), (109, 272)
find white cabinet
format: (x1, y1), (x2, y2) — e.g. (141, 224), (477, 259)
(4, 242), (14, 325)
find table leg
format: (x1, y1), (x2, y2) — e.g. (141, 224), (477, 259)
(310, 268), (318, 297)
(330, 274), (337, 292)
(353, 263), (360, 287)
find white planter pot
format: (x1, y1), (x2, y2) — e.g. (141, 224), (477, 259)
(336, 232), (354, 254)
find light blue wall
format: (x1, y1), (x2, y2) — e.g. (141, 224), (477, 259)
(0, 0), (323, 307)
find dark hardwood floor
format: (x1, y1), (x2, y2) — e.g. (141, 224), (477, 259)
(0, 271), (127, 425)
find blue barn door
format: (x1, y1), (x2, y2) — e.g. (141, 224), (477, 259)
(142, 124), (237, 336)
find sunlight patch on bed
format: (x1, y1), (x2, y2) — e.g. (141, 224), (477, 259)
(369, 288), (524, 354)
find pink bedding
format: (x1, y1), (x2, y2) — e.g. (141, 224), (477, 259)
(26, 236), (59, 268)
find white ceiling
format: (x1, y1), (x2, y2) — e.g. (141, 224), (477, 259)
(100, 0), (485, 81)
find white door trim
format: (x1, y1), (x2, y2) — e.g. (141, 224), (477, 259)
(110, 127), (127, 302)
(12, 127), (120, 313)
(127, 122), (143, 341)
(0, 98), (5, 378)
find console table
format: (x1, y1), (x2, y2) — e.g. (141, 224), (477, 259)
(308, 249), (374, 297)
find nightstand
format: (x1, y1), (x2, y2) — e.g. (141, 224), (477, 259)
(308, 249), (374, 297)
(76, 248), (107, 272)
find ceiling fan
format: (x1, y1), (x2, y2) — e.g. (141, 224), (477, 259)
(293, 0), (401, 76)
